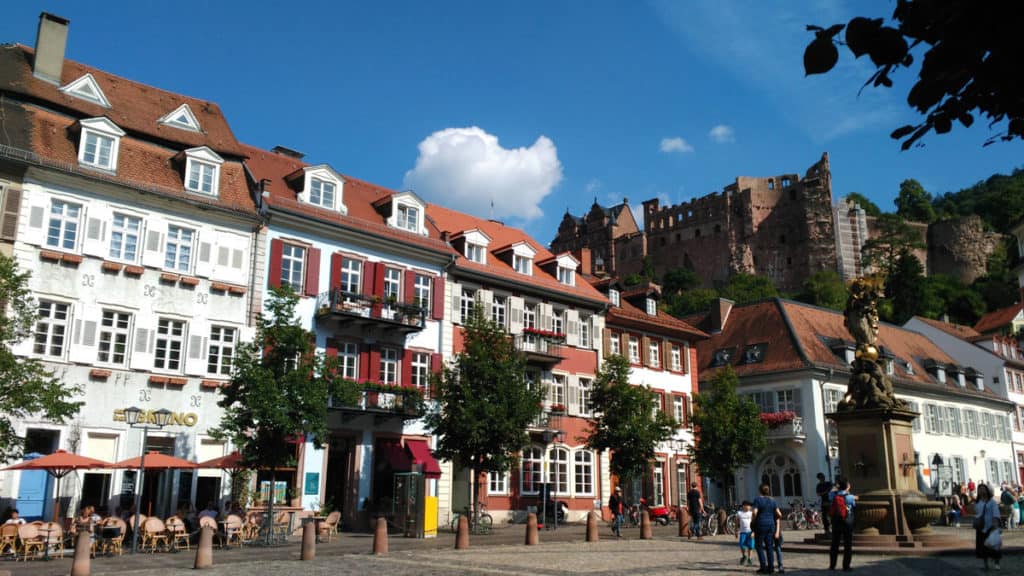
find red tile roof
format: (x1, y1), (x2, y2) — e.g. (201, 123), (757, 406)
(0, 45), (246, 157)
(911, 316), (982, 340)
(974, 302), (1023, 335)
(605, 298), (707, 341)
(241, 144), (455, 255)
(426, 204), (609, 305)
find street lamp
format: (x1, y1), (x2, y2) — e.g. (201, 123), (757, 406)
(124, 406), (172, 554)
(540, 428), (563, 531)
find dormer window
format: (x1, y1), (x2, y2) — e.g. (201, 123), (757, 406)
(645, 298), (657, 316)
(609, 289), (620, 307)
(397, 204), (419, 232)
(456, 229), (491, 264)
(466, 243), (485, 264)
(59, 74), (111, 108)
(382, 191), (426, 235)
(310, 178), (335, 209)
(514, 254), (532, 275)
(545, 253), (579, 287)
(183, 147), (224, 196)
(557, 266), (575, 286)
(77, 117), (124, 172)
(158, 103), (201, 132)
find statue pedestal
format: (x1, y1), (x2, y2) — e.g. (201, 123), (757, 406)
(829, 408), (942, 538)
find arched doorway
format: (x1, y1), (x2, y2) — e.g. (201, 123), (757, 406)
(759, 454), (803, 500)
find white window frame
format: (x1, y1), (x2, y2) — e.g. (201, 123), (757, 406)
(610, 331), (621, 356)
(549, 446), (569, 496)
(460, 289), (475, 323)
(578, 377), (593, 417)
(341, 258), (361, 295)
(775, 389), (801, 416)
(46, 199), (81, 251)
(646, 298), (657, 315)
(963, 409), (980, 438)
(207, 325), (236, 376)
(906, 400), (921, 432)
(653, 462), (665, 506)
(108, 213), (142, 263)
(164, 225), (195, 272)
(77, 118), (124, 172)
(183, 147), (224, 196)
(673, 395), (685, 425)
(513, 254), (532, 275)
(301, 166), (346, 214)
(466, 243), (485, 263)
(491, 295), (507, 328)
(309, 178), (336, 209)
(338, 341), (359, 380)
(488, 470), (509, 495)
(411, 352), (430, 392)
(671, 345), (682, 371)
(280, 244), (305, 292)
(609, 289), (620, 307)
(550, 374), (566, 407)
(34, 300), (69, 358)
(97, 309), (132, 366)
(573, 450), (595, 496)
(557, 266), (575, 286)
(579, 316), (591, 348)
(396, 204), (419, 233)
(154, 318), (186, 372)
(521, 446), (543, 495)
(380, 347), (399, 385)
(552, 310), (564, 336)
(628, 336), (640, 364)
(925, 404), (943, 434)
(649, 340), (660, 368)
(414, 273), (432, 314)
(383, 268), (402, 305)
(944, 405), (962, 437)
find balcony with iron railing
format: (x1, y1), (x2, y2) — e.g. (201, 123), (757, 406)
(764, 415), (806, 443)
(328, 382), (425, 420)
(315, 289), (426, 334)
(513, 333), (565, 366)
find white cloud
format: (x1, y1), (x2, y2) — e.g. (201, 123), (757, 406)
(403, 127), (563, 221)
(584, 178), (602, 195)
(660, 137), (694, 154)
(709, 124), (735, 144)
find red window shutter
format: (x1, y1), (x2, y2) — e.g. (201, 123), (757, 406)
(304, 247), (321, 297)
(373, 262), (386, 297)
(430, 352), (442, 373)
(369, 346), (381, 382)
(325, 339), (338, 358)
(400, 349), (411, 387)
(404, 270), (416, 305)
(330, 253), (343, 291)
(359, 348), (371, 381)
(361, 260), (376, 296)
(681, 393), (689, 426)
(431, 276), (445, 320)
(268, 238), (283, 288)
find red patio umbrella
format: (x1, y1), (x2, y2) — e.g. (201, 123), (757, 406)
(111, 452), (199, 470)
(197, 450), (245, 472)
(2, 450), (111, 522)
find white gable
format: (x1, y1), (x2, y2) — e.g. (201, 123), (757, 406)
(510, 241), (537, 258)
(159, 103), (202, 132)
(183, 146), (224, 164)
(59, 73), (111, 108)
(554, 253), (579, 268)
(80, 117), (126, 137)
(462, 229), (491, 246)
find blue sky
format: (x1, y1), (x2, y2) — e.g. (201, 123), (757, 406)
(3, 1), (1022, 242)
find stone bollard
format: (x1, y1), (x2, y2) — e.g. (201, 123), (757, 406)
(70, 530), (91, 576)
(586, 511), (599, 542)
(640, 510), (652, 540)
(372, 517), (388, 555)
(194, 526), (214, 569)
(525, 513), (538, 546)
(678, 507), (691, 538)
(455, 515), (469, 550)
(717, 508), (727, 536)
(301, 521), (316, 561)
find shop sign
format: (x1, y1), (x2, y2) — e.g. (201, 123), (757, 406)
(113, 408), (199, 427)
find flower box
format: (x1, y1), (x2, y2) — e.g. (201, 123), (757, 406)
(522, 327), (567, 341)
(759, 410), (797, 429)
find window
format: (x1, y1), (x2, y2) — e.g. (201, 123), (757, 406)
(524, 304), (536, 331)
(905, 400), (921, 432)
(46, 200), (81, 250)
(207, 326), (236, 376)
(309, 178), (335, 209)
(466, 243), (485, 264)
(164, 225), (194, 272)
(154, 318), (186, 371)
(558, 266), (574, 286)
(648, 340), (660, 367)
(951, 456), (967, 485)
(653, 463), (665, 506)
(646, 298), (657, 315)
(338, 342), (359, 379)
(579, 316), (591, 348)
(34, 300), (69, 357)
(671, 345), (682, 371)
(963, 409), (980, 438)
(578, 378), (593, 416)
(925, 404), (943, 435)
(673, 395), (687, 426)
(82, 131), (115, 170)
(396, 204), (418, 232)
(609, 289), (620, 306)
(980, 412), (995, 440)
(521, 446), (543, 494)
(380, 347), (399, 385)
(513, 254), (532, 275)
(944, 406), (962, 436)
(383, 268), (401, 304)
(552, 310), (564, 336)
(491, 295), (507, 327)
(414, 274), (432, 313)
(341, 258), (361, 294)
(280, 244), (305, 291)
(550, 374), (566, 407)
(628, 336), (640, 364)
(97, 310), (131, 365)
(574, 450), (594, 495)
(488, 470), (508, 495)
(460, 289), (475, 323)
(549, 447), (569, 495)
(411, 352), (430, 393)
(186, 159), (217, 195)
(609, 331), (621, 356)
(775, 389), (801, 416)
(108, 213), (141, 262)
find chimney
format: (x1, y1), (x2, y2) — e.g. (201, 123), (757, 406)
(573, 248), (592, 276)
(271, 145), (305, 160)
(709, 298), (735, 334)
(33, 13), (69, 84)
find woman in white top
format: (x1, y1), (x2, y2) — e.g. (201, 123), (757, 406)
(974, 483), (1002, 571)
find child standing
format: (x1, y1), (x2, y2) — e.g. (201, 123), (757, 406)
(736, 501), (754, 566)
(773, 522), (785, 573)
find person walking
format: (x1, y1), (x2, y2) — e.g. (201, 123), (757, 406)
(752, 483), (781, 574)
(609, 486), (624, 538)
(974, 483), (1002, 571)
(687, 482), (705, 540)
(828, 477), (855, 572)
(736, 501), (754, 566)
(816, 472), (833, 535)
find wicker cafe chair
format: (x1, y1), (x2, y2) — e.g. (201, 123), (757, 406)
(223, 514), (244, 547)
(165, 516), (189, 550)
(0, 524), (19, 557)
(41, 522), (64, 559)
(272, 511), (290, 539)
(243, 511), (262, 542)
(141, 517), (168, 553)
(319, 511), (341, 542)
(198, 516), (222, 547)
(99, 517), (126, 556)
(17, 523), (44, 561)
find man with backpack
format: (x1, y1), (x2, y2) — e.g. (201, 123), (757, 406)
(829, 477), (856, 572)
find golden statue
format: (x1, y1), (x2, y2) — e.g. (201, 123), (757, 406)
(839, 276), (903, 411)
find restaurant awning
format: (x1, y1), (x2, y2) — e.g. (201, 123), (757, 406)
(405, 440), (442, 479)
(383, 442), (412, 471)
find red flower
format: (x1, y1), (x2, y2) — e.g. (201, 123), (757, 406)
(759, 411), (796, 428)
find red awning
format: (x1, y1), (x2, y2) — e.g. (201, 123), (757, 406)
(405, 440), (442, 479)
(383, 442), (412, 471)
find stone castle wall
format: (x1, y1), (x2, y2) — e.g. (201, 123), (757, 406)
(927, 215), (1004, 284)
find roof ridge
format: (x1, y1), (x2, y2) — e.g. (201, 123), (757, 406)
(775, 298), (813, 368)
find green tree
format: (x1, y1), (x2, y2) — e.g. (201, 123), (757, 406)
(920, 275), (986, 325)
(884, 250), (927, 324)
(586, 355), (675, 485)
(663, 288), (719, 317)
(844, 193), (883, 217)
(861, 214), (925, 279)
(690, 366), (766, 504)
(795, 270), (848, 311)
(895, 179), (936, 223)
(932, 169), (1024, 232)
(803, 3), (1024, 147)
(662, 267), (701, 296)
(216, 287), (357, 538)
(971, 239), (1019, 311)
(426, 305), (543, 512)
(720, 273), (778, 304)
(0, 254), (81, 461)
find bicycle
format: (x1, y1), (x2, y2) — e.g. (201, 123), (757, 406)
(724, 505), (742, 535)
(701, 504), (719, 537)
(450, 502), (493, 535)
(787, 499), (822, 530)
